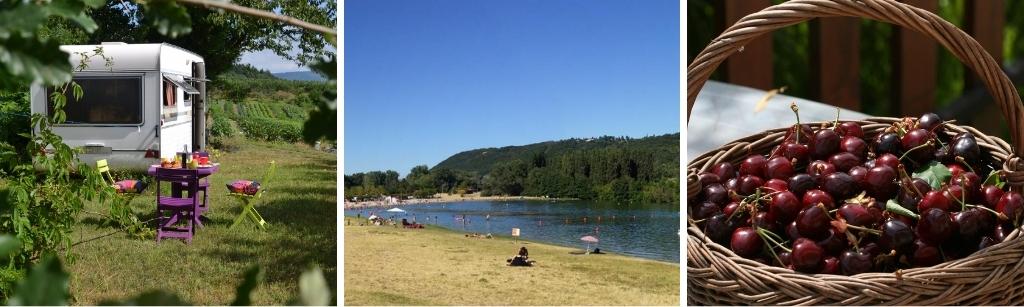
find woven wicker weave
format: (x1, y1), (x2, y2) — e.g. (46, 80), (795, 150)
(687, 0), (1024, 305)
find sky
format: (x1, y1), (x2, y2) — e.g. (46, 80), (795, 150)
(239, 49), (306, 73)
(344, 0), (680, 176)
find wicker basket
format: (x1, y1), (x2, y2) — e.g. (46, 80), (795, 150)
(687, 0), (1024, 305)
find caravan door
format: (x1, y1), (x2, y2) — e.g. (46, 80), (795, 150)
(159, 74), (195, 159)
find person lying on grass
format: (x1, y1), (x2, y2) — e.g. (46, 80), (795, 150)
(507, 247), (535, 266)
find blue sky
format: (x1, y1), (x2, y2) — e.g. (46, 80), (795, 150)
(239, 49), (305, 73)
(344, 0), (680, 176)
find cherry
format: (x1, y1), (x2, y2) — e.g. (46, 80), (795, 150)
(697, 172), (721, 186)
(703, 183), (729, 205)
(840, 136), (868, 159)
(917, 208), (956, 245)
(763, 179), (789, 193)
(840, 250), (873, 275)
(953, 208), (992, 241)
(918, 190), (952, 212)
(808, 160), (837, 184)
(897, 178), (931, 211)
(875, 154), (901, 171)
(737, 175), (764, 196)
(791, 238), (825, 273)
(951, 132), (981, 164)
(821, 256), (840, 274)
(947, 164), (966, 179)
(770, 191), (802, 223)
(911, 240), (943, 267)
(823, 172), (859, 200)
(786, 220), (802, 240)
(849, 166), (869, 187)
(802, 189), (835, 209)
(942, 185), (968, 209)
(723, 202), (740, 217)
(875, 133), (903, 156)
(982, 185), (1004, 209)
(950, 172), (981, 203)
(918, 113), (943, 132)
(705, 214), (740, 245)
(901, 129), (935, 164)
(879, 219), (915, 253)
(796, 205), (831, 240)
(979, 236), (997, 250)
(994, 222), (1013, 243)
(784, 124), (814, 144)
(730, 227), (764, 258)
(864, 166), (897, 201)
(838, 122), (864, 138)
(787, 174), (816, 197)
(765, 157), (795, 180)
(740, 155), (768, 177)
(816, 227), (847, 256)
(829, 152), (861, 173)
(997, 192), (1024, 223)
(778, 251), (793, 266)
(811, 129), (840, 160)
(725, 177), (739, 192)
(692, 201), (722, 220)
(712, 162), (737, 181)
(839, 203), (876, 227)
(780, 142), (810, 164)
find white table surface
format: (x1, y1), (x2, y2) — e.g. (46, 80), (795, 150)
(687, 81), (871, 162)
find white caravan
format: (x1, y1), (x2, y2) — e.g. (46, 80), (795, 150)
(30, 42), (208, 170)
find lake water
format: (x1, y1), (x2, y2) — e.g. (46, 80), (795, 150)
(344, 200), (680, 263)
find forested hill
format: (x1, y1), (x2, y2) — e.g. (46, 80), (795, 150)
(433, 133), (680, 175)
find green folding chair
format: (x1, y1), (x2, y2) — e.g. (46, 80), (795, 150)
(97, 159), (146, 226)
(230, 161), (276, 230)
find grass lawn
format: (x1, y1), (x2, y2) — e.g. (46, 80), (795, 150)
(344, 217), (680, 306)
(65, 139), (337, 305)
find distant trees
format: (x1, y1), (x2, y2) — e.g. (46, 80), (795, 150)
(344, 165), (481, 200)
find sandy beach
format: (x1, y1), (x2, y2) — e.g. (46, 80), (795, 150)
(343, 193), (577, 209)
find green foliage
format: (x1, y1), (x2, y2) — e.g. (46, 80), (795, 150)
(484, 160), (529, 196)
(222, 64), (277, 80)
(8, 255), (69, 306)
(230, 266), (264, 306)
(236, 116), (302, 143)
(298, 266), (332, 306)
(143, 0), (192, 38)
(302, 56), (337, 144)
(210, 113), (237, 138)
(913, 161), (953, 190)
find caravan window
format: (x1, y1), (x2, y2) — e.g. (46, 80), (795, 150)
(46, 77), (143, 125)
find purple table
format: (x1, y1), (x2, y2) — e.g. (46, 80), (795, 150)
(147, 163), (219, 201)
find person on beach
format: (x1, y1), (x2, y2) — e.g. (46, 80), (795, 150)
(519, 247), (529, 258)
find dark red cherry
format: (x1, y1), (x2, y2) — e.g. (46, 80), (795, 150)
(947, 163), (966, 179)
(838, 122), (864, 138)
(951, 132), (981, 164)
(875, 153), (901, 171)
(901, 129), (935, 164)
(810, 129), (840, 160)
(875, 133), (903, 156)
(979, 236), (998, 250)
(784, 124), (814, 144)
(839, 204), (876, 227)
(781, 142), (810, 163)
(828, 152), (861, 173)
(849, 166), (869, 187)
(770, 191), (802, 223)
(697, 172), (721, 186)
(763, 179), (788, 193)
(712, 162), (737, 181)
(821, 256), (840, 274)
(840, 250), (872, 275)
(918, 113), (943, 132)
(705, 214), (740, 245)
(953, 208), (992, 241)
(919, 191), (952, 212)
(725, 177), (739, 192)
(997, 192), (1024, 223)
(791, 238), (825, 273)
(731, 227), (764, 258)
(917, 208), (956, 245)
(802, 189), (835, 209)
(950, 172), (981, 203)
(864, 166), (897, 201)
(823, 172), (859, 200)
(840, 136), (868, 159)
(942, 185), (968, 209)
(994, 223), (1013, 243)
(737, 175), (764, 196)
(808, 160), (837, 184)
(778, 251), (792, 266)
(692, 201), (722, 220)
(740, 155), (768, 177)
(982, 185), (1004, 209)
(765, 157), (794, 180)
(723, 202), (740, 217)
(911, 240), (943, 267)
(879, 219), (915, 253)
(816, 228), (847, 256)
(786, 220), (801, 240)
(703, 183), (729, 205)
(788, 174), (816, 197)
(796, 205), (831, 240)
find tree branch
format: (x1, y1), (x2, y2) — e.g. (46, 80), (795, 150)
(171, 0), (337, 37)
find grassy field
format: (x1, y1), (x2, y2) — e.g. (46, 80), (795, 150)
(65, 139), (337, 304)
(344, 217), (680, 306)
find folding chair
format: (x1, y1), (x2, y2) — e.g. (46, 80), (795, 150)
(155, 168), (200, 243)
(229, 161), (276, 230)
(97, 159), (146, 225)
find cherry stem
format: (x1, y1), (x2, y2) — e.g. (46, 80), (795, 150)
(966, 204), (1005, 220)
(757, 228), (792, 252)
(846, 224), (882, 236)
(791, 102), (802, 144)
(897, 165), (924, 198)
(833, 107), (841, 129)
(899, 140), (934, 161)
(956, 156), (977, 174)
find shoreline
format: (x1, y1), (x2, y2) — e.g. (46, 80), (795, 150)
(343, 193), (578, 209)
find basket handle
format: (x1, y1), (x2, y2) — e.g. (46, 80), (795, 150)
(687, 0), (1024, 185)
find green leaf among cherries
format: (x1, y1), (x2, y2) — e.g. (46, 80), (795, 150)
(913, 161), (952, 190)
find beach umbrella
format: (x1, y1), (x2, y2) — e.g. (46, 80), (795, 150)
(387, 208), (405, 213)
(580, 235), (599, 252)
